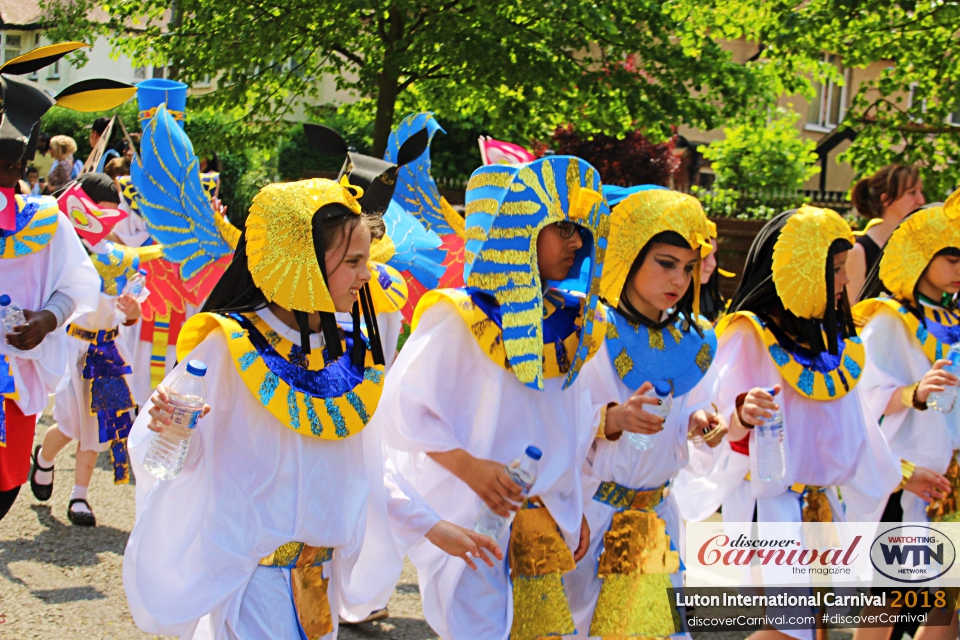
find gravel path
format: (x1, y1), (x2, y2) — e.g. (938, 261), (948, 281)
(0, 411), (852, 640)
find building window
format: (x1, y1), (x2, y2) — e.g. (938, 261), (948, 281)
(193, 74), (212, 88)
(47, 59), (60, 80)
(27, 34), (40, 79)
(806, 54), (850, 130)
(3, 33), (22, 64)
(152, 66), (166, 79)
(134, 66), (147, 80)
(950, 110), (960, 127)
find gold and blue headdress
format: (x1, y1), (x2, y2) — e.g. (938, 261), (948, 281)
(462, 156), (609, 390)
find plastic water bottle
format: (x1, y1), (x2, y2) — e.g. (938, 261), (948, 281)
(927, 344), (960, 413)
(625, 381), (673, 451)
(117, 269), (147, 322)
(755, 387), (786, 482)
(0, 295), (26, 353)
(474, 445), (541, 541)
(142, 360), (208, 480)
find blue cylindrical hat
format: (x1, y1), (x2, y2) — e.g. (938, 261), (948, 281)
(136, 79), (188, 129)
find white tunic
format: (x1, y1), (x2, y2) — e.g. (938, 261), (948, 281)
(672, 323), (900, 523)
(123, 308), (435, 639)
(565, 341), (720, 637)
(54, 293), (136, 452)
(0, 212), (100, 415)
(379, 300), (602, 640)
(855, 302), (960, 522)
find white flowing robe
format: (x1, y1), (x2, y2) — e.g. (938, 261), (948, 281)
(379, 300), (602, 640)
(0, 212), (100, 415)
(565, 341), (720, 637)
(123, 307), (435, 639)
(854, 302), (960, 522)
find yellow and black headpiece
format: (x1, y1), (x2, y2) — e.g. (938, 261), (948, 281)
(0, 42), (136, 165)
(303, 123), (429, 215)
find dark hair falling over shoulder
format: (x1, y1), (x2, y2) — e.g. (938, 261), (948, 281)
(615, 230), (704, 336)
(859, 203), (960, 318)
(728, 210), (856, 355)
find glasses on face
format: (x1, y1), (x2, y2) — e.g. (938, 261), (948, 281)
(553, 221), (579, 239)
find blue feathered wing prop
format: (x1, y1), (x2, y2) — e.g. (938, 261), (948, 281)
(132, 104), (233, 281)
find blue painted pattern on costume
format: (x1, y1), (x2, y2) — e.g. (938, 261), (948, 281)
(364, 368), (383, 385)
(287, 389), (300, 430)
(0, 197), (42, 239)
(925, 315), (960, 345)
(304, 396), (322, 436)
(238, 350), (259, 371)
(797, 369), (815, 396)
(324, 399), (348, 437)
(823, 373), (836, 397)
(605, 308), (716, 397)
(843, 355), (862, 379)
(345, 391), (368, 424)
(768, 343), (790, 367)
(259, 371), (279, 405)
(231, 331), (245, 339)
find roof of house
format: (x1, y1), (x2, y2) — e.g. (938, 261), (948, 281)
(0, 0), (44, 27)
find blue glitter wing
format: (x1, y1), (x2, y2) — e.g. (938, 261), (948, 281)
(600, 184), (668, 208)
(382, 200), (447, 289)
(132, 104), (231, 280)
(384, 112), (453, 235)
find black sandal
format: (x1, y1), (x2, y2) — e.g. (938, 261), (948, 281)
(30, 445), (54, 501)
(67, 499), (96, 526)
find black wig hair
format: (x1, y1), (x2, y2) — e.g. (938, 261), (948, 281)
(699, 251), (726, 324)
(615, 230), (704, 336)
(728, 209), (856, 355)
(859, 203), (959, 319)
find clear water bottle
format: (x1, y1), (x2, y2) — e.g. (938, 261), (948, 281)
(927, 344), (960, 413)
(755, 387), (786, 482)
(0, 295), (26, 353)
(625, 381), (673, 451)
(117, 269), (147, 322)
(474, 445), (541, 541)
(143, 360), (208, 480)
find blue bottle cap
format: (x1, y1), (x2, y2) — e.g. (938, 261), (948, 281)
(139, 269), (147, 275)
(186, 360), (207, 377)
(524, 445), (543, 461)
(0, 295), (10, 306)
(765, 387), (779, 397)
(653, 381), (672, 397)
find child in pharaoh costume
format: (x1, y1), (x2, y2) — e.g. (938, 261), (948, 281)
(31, 173), (154, 526)
(123, 171), (499, 639)
(854, 196), (960, 524)
(565, 188), (727, 638)
(379, 156), (611, 640)
(0, 43), (135, 520)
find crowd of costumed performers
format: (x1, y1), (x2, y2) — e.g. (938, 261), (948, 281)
(8, 39), (960, 640)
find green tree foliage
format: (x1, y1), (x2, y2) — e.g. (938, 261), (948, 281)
(669, 0), (960, 198)
(700, 107), (818, 192)
(41, 0), (783, 157)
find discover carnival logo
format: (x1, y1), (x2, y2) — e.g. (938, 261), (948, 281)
(870, 525), (956, 584)
(697, 533), (862, 575)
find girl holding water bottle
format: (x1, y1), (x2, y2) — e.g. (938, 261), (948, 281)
(31, 174), (150, 526)
(123, 175), (499, 640)
(565, 188), (728, 638)
(853, 197), (960, 524)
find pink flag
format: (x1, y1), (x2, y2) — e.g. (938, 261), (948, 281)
(58, 182), (128, 245)
(0, 187), (16, 231)
(478, 136), (536, 165)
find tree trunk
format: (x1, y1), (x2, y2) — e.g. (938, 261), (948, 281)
(372, 64), (400, 158)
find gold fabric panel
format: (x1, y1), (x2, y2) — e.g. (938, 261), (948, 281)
(929, 453), (960, 522)
(801, 487), (833, 523)
(596, 510), (679, 578)
(589, 572), (680, 638)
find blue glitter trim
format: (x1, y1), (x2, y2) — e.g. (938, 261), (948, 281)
(324, 399), (348, 438)
(238, 350), (260, 371)
(768, 343), (790, 367)
(0, 400), (5, 445)
(797, 369), (815, 396)
(110, 438), (130, 483)
(917, 324), (930, 344)
(13, 237), (30, 256)
(824, 374), (836, 397)
(843, 354), (862, 379)
(345, 391), (369, 425)
(304, 396), (322, 436)
(287, 389), (300, 431)
(837, 367), (849, 392)
(231, 330), (245, 339)
(259, 371), (279, 405)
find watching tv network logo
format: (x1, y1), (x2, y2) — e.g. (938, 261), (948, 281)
(870, 525), (956, 583)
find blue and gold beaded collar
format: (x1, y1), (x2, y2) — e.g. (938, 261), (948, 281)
(413, 287), (607, 381)
(177, 312), (384, 440)
(718, 311), (864, 401)
(605, 309), (715, 397)
(0, 195), (59, 258)
(854, 296), (960, 365)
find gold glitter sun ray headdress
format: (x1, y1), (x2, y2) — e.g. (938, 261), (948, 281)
(879, 191), (960, 305)
(462, 156), (610, 391)
(599, 189), (713, 316)
(771, 205), (854, 320)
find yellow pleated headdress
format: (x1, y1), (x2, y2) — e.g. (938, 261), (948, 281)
(244, 177), (363, 313)
(600, 189), (712, 314)
(879, 191), (960, 305)
(771, 205), (854, 319)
